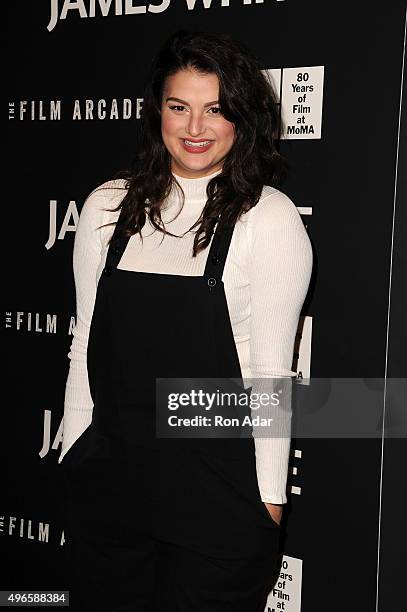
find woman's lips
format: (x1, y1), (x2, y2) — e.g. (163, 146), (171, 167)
(180, 139), (215, 154)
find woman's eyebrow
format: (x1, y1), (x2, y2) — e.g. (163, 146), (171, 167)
(165, 97), (219, 107)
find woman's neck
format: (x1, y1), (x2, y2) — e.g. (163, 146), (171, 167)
(167, 168), (222, 210)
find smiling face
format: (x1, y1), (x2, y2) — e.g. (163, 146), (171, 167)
(160, 68), (235, 178)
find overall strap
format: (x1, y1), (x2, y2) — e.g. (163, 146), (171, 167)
(203, 218), (236, 280)
(102, 204), (131, 276)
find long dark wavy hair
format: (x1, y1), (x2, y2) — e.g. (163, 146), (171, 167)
(99, 29), (287, 257)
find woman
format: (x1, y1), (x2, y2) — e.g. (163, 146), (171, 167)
(60, 30), (313, 611)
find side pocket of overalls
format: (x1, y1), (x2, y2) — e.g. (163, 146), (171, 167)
(197, 439), (282, 530)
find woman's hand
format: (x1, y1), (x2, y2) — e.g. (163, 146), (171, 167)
(263, 502), (283, 525)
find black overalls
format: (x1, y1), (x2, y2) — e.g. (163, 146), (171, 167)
(62, 205), (281, 612)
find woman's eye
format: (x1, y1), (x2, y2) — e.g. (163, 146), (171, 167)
(169, 105), (185, 112)
(168, 105), (222, 115)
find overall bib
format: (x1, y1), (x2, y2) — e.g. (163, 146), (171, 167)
(62, 206), (281, 611)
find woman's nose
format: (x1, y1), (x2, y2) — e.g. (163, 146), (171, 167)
(186, 113), (206, 136)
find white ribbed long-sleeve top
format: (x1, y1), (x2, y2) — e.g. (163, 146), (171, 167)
(58, 168), (313, 504)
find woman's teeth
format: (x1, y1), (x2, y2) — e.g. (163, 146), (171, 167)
(184, 140), (212, 147)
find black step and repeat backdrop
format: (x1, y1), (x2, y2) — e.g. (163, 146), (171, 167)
(4, 1), (406, 610)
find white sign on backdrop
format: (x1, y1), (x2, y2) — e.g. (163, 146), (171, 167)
(280, 66), (325, 139)
(264, 554), (303, 611)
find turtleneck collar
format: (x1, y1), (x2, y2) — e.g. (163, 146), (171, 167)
(169, 168), (222, 204)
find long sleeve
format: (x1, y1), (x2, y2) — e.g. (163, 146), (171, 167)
(247, 190), (313, 503)
(58, 187), (114, 464)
